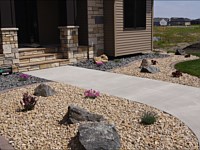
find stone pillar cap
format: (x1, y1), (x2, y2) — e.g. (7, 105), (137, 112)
(0, 28), (19, 31)
(58, 26), (79, 29)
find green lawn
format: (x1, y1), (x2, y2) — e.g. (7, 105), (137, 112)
(189, 52), (200, 57)
(154, 25), (200, 49)
(154, 25), (200, 78)
(175, 59), (200, 77)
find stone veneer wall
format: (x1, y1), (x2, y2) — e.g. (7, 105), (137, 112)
(59, 26), (94, 63)
(0, 28), (19, 72)
(87, 0), (104, 56)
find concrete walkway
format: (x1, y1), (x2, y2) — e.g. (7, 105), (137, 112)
(26, 66), (200, 141)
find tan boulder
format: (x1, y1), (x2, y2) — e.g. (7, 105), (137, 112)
(140, 59), (150, 68)
(94, 54), (108, 63)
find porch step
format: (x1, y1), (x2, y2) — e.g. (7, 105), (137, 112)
(19, 53), (63, 63)
(18, 59), (69, 72)
(18, 47), (69, 72)
(18, 48), (57, 56)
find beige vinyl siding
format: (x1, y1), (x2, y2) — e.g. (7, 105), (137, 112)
(103, 0), (115, 56)
(114, 0), (153, 56)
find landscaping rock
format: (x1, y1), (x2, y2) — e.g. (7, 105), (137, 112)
(112, 54), (200, 88)
(141, 66), (160, 73)
(0, 72), (48, 92)
(78, 122), (121, 150)
(140, 59), (150, 68)
(72, 53), (169, 71)
(34, 83), (56, 97)
(175, 48), (185, 55)
(60, 105), (105, 124)
(94, 54), (108, 63)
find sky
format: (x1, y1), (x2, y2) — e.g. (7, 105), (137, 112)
(154, 1), (200, 19)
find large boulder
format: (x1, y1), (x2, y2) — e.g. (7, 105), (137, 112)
(175, 48), (185, 55)
(78, 122), (121, 150)
(141, 66), (160, 74)
(59, 105), (105, 124)
(34, 83), (56, 97)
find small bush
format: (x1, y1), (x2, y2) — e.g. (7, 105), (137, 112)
(185, 54), (191, 58)
(151, 60), (158, 65)
(172, 70), (183, 78)
(84, 89), (100, 99)
(141, 111), (157, 125)
(114, 59), (121, 63)
(20, 93), (37, 111)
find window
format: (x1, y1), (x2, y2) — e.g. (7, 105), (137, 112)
(124, 0), (146, 29)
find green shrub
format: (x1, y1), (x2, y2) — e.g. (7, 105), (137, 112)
(114, 59), (121, 63)
(141, 111), (157, 125)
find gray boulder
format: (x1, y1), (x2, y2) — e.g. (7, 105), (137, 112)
(34, 83), (56, 97)
(60, 105), (105, 124)
(141, 66), (160, 73)
(175, 48), (185, 55)
(78, 122), (121, 150)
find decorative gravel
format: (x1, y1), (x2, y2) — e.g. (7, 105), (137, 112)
(0, 73), (49, 92)
(112, 53), (200, 88)
(72, 53), (169, 71)
(0, 82), (199, 150)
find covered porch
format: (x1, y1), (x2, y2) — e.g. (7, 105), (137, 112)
(0, 0), (103, 71)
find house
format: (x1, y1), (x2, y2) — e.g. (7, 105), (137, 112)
(0, 0), (153, 72)
(170, 18), (191, 26)
(154, 18), (169, 26)
(191, 19), (200, 25)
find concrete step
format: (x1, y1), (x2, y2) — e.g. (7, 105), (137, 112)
(18, 48), (57, 57)
(19, 53), (63, 63)
(18, 59), (69, 72)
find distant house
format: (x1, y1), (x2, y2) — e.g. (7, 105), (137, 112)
(154, 18), (169, 26)
(191, 19), (200, 25)
(170, 18), (191, 26)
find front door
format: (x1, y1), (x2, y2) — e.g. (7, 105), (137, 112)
(15, 0), (39, 45)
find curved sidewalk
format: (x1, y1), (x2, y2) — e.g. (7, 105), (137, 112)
(26, 66), (200, 141)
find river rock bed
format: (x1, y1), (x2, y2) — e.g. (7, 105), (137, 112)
(72, 53), (169, 71)
(0, 72), (49, 92)
(0, 82), (199, 150)
(112, 53), (200, 88)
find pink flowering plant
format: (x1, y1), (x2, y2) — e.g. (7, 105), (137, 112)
(18, 73), (30, 81)
(84, 89), (100, 99)
(96, 61), (104, 66)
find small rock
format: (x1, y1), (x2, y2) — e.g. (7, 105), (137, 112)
(59, 105), (105, 124)
(34, 83), (56, 97)
(175, 49), (185, 55)
(141, 66), (160, 73)
(78, 122), (121, 150)
(140, 59), (150, 68)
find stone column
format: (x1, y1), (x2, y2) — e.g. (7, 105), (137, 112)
(0, 28), (19, 72)
(87, 0), (104, 56)
(58, 26), (79, 63)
